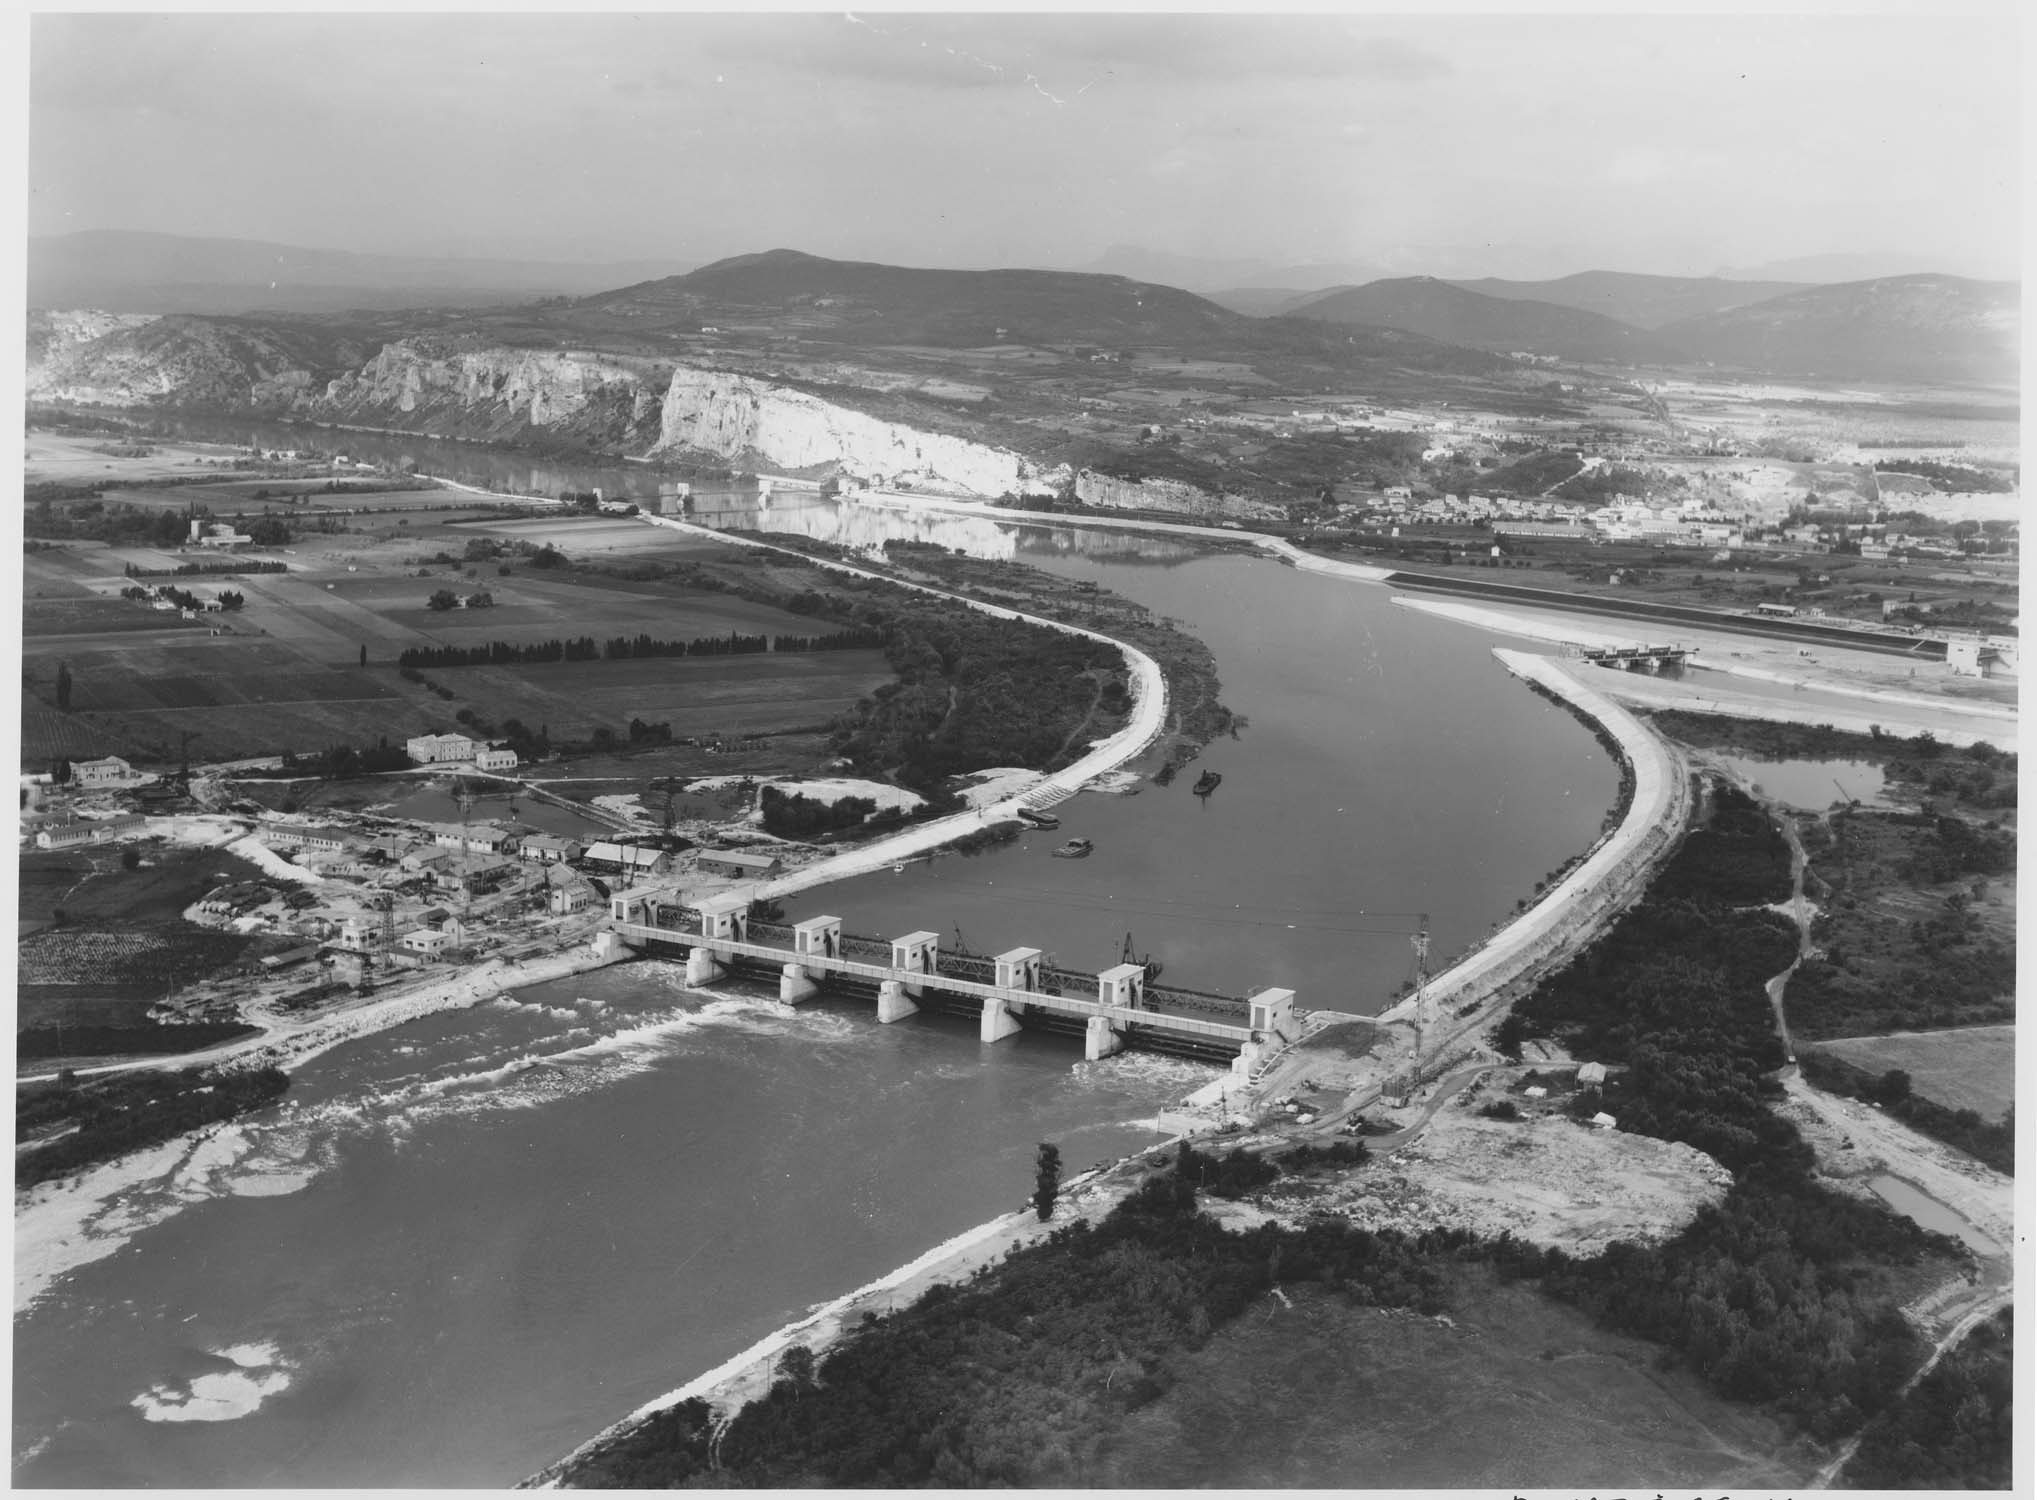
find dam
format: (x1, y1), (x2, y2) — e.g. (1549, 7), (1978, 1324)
(605, 888), (1300, 1073)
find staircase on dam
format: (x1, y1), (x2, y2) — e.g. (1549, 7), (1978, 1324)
(603, 888), (1303, 1074)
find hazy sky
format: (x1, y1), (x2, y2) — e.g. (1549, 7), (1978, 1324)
(28, 10), (2023, 280)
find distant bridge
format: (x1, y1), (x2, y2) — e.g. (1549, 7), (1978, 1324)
(605, 890), (1301, 1073)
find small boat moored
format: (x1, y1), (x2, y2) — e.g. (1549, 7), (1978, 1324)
(1051, 837), (1094, 859)
(1192, 769), (1222, 796)
(1015, 806), (1060, 830)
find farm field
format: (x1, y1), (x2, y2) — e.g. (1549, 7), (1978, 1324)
(20, 506), (902, 767)
(24, 429), (247, 484)
(1814, 1025), (2016, 1120)
(22, 595), (211, 638)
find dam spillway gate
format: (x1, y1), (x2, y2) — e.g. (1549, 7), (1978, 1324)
(606, 890), (1299, 1073)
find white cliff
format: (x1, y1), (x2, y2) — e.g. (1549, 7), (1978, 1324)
(650, 367), (1040, 498)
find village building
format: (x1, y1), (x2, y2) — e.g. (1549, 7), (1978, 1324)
(405, 733), (478, 765)
(474, 746), (520, 774)
(547, 864), (601, 914)
(518, 834), (584, 865)
(434, 823), (521, 856)
(695, 848), (785, 879)
(266, 825), (349, 853)
(401, 928), (451, 959)
(401, 847), (458, 876)
(73, 755), (139, 788)
(337, 916), (387, 952)
(583, 842), (675, 878)
(35, 813), (148, 849)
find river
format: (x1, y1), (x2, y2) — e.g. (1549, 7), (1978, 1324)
(14, 420), (1620, 1486)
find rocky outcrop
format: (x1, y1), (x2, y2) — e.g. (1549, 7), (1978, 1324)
(651, 368), (1039, 498)
(27, 309), (158, 373)
(27, 314), (370, 409)
(318, 340), (667, 449)
(1072, 469), (1228, 517)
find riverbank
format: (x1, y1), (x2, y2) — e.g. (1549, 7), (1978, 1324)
(1372, 651), (1688, 1051)
(636, 514), (1170, 905)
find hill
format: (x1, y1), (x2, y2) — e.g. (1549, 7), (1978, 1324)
(576, 248), (1249, 347)
(556, 250), (1500, 378)
(1445, 272), (1810, 330)
(30, 230), (689, 316)
(1281, 277), (1671, 363)
(1659, 275), (2020, 385)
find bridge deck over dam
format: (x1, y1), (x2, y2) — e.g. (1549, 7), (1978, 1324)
(606, 891), (1301, 1073)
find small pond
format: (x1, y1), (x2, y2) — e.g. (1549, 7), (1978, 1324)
(1713, 755), (1894, 811)
(1867, 1174), (2001, 1256)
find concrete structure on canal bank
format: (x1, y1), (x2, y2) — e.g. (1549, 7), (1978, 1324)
(603, 889), (1300, 1073)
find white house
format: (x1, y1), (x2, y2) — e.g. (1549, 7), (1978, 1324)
(401, 928), (450, 958)
(475, 747), (519, 774)
(73, 756), (137, 788)
(405, 733), (477, 765)
(432, 823), (520, 855)
(547, 865), (599, 914)
(518, 834), (583, 865)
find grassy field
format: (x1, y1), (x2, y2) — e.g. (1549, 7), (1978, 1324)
(19, 842), (270, 935)
(1092, 1269), (1818, 1489)
(1815, 1025), (2015, 1119)
(22, 597), (203, 638)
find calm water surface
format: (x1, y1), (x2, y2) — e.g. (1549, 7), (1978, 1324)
(15, 422), (1621, 1486)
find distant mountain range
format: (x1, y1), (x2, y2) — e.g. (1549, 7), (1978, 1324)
(29, 230), (692, 315)
(1276, 277), (1680, 363)
(26, 233), (2020, 386)
(1271, 271), (2019, 384)
(1440, 272), (1811, 331)
(1655, 274), (2021, 385)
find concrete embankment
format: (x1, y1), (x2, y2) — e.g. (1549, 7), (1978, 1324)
(1378, 649), (1690, 1035)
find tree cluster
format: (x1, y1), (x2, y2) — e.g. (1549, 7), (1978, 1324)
(759, 785), (882, 839)
(562, 1152), (1460, 1489)
(1842, 1307), (2012, 1488)
(394, 629), (877, 671)
(16, 1066), (288, 1189)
